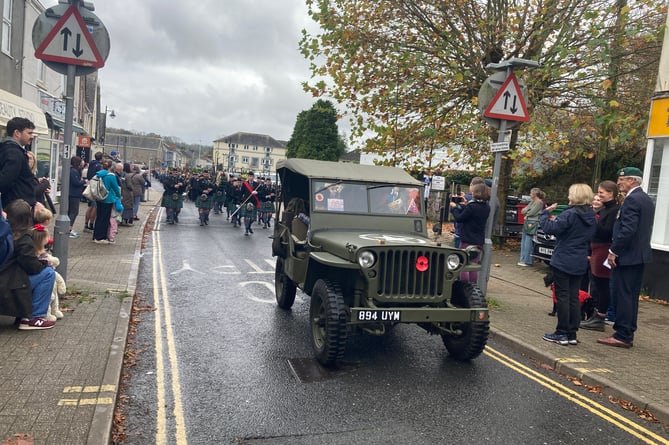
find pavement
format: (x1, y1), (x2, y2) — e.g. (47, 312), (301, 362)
(0, 196), (668, 444)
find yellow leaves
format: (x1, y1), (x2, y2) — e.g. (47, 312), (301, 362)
(609, 100), (621, 108)
(602, 78), (613, 90)
(586, 152), (596, 159)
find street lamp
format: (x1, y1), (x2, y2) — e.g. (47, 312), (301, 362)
(100, 106), (115, 153)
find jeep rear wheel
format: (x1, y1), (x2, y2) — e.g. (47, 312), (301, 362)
(310, 279), (348, 367)
(275, 257), (296, 309)
(441, 281), (489, 361)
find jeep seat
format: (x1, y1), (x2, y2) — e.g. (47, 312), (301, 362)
(291, 217), (309, 259)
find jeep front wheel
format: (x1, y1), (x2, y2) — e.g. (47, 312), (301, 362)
(441, 281), (489, 361)
(275, 257), (296, 309)
(310, 279), (348, 367)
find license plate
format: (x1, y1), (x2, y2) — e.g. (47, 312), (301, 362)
(538, 246), (553, 255)
(356, 310), (401, 322)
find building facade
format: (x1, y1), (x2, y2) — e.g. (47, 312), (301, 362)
(212, 132), (287, 177)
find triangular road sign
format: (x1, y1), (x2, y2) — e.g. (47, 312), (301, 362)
(483, 73), (529, 122)
(34, 5), (105, 68)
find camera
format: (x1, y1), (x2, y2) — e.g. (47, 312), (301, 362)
(451, 196), (463, 203)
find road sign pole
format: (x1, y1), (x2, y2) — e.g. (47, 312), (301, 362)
(478, 65), (513, 295)
(53, 63), (76, 281)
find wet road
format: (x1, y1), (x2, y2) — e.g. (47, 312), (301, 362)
(116, 202), (669, 445)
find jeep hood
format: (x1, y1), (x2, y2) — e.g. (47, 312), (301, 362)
(310, 230), (432, 261)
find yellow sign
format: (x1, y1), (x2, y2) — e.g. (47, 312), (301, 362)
(647, 96), (669, 138)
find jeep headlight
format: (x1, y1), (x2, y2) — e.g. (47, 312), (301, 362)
(358, 250), (376, 268)
(465, 245), (482, 263)
(446, 254), (461, 270)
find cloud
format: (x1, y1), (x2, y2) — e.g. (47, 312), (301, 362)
(44, 0), (329, 144)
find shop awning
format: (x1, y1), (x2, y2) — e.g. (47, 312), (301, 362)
(0, 89), (50, 135)
(45, 113), (88, 136)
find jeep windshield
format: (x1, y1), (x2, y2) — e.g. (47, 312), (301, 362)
(312, 180), (423, 216)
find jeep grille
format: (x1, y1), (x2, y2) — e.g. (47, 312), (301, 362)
(377, 250), (446, 299)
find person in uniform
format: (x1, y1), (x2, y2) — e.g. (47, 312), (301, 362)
(194, 170), (216, 226)
(259, 177), (276, 229)
(240, 172), (261, 235)
(227, 178), (243, 227)
(213, 171), (227, 215)
(161, 169), (185, 224)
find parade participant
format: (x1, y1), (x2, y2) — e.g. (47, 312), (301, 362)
(161, 169), (185, 224)
(213, 171), (227, 215)
(240, 172), (261, 235)
(224, 175), (236, 220)
(259, 177), (276, 229)
(194, 170), (216, 226)
(227, 177), (243, 227)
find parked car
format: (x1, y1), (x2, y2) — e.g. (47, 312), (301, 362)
(272, 158), (489, 366)
(532, 228), (556, 263)
(531, 205), (569, 264)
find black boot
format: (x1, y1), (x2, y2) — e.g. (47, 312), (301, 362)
(580, 314), (605, 331)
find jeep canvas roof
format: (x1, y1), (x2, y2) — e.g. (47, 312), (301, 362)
(277, 158), (421, 185)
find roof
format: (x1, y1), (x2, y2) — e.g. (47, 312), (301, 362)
(277, 158), (421, 185)
(214, 131), (285, 148)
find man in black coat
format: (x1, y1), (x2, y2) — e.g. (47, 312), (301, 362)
(598, 167), (655, 348)
(0, 117), (38, 213)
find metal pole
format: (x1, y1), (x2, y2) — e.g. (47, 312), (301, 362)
(123, 136), (127, 164)
(53, 64), (76, 281)
(478, 66), (513, 295)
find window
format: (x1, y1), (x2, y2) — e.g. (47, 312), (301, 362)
(649, 138), (669, 250)
(2, 0), (12, 54)
(265, 147), (272, 153)
(253, 146), (258, 151)
(242, 156), (249, 164)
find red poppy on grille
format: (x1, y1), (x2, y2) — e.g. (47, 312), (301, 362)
(416, 255), (429, 272)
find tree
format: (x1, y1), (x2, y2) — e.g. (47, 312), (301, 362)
(286, 99), (347, 160)
(300, 0), (664, 175)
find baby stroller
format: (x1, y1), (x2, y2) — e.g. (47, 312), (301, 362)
(543, 271), (594, 320)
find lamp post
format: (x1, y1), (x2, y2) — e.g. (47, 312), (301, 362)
(100, 106), (115, 153)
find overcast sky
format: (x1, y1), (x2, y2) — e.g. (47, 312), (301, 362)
(44, 0), (327, 146)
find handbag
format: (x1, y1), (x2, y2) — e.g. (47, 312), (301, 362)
(83, 176), (109, 201)
(523, 219), (538, 235)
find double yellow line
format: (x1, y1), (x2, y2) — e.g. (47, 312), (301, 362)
(152, 210), (188, 445)
(484, 346), (669, 445)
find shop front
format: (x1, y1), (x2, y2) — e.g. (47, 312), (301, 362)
(642, 92), (669, 301)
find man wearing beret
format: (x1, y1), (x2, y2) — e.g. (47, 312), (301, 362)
(598, 167), (655, 348)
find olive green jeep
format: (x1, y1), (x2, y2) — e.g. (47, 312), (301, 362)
(272, 159), (489, 366)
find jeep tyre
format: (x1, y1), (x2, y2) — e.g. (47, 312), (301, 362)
(275, 257), (297, 309)
(310, 279), (348, 366)
(441, 281), (489, 361)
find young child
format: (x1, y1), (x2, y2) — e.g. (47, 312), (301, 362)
(33, 208), (54, 252)
(5, 199), (56, 330)
(31, 224), (53, 268)
(31, 224), (65, 321)
(33, 207), (53, 227)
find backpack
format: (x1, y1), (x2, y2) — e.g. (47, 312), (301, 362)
(83, 176), (109, 201)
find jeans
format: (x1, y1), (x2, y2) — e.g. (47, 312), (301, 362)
(133, 195), (141, 217)
(519, 231), (534, 264)
(28, 267), (56, 318)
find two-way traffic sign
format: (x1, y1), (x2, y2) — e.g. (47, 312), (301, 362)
(483, 73), (529, 122)
(34, 5), (104, 68)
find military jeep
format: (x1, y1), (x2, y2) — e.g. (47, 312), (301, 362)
(272, 159), (489, 366)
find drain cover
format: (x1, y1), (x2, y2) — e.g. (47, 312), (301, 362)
(287, 358), (357, 383)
